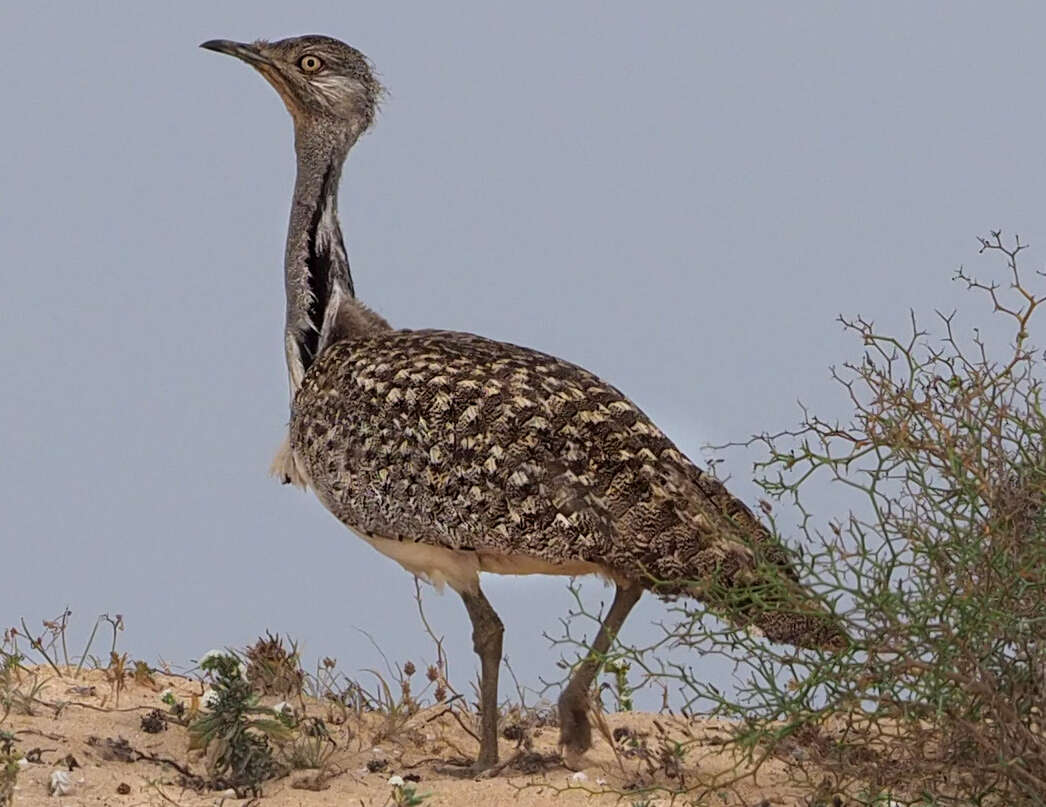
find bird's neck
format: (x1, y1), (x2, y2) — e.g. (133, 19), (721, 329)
(283, 129), (356, 394)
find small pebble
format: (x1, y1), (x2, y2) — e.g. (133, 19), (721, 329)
(49, 770), (74, 796)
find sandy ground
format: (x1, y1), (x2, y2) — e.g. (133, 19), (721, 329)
(3, 666), (806, 807)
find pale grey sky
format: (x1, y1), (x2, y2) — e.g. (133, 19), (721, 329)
(3, 2), (1043, 701)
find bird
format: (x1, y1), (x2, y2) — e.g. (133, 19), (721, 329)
(200, 34), (845, 774)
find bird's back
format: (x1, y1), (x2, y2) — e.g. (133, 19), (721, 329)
(290, 329), (791, 592)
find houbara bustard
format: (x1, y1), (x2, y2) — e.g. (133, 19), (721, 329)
(201, 35), (844, 773)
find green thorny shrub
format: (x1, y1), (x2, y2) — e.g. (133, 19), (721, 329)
(188, 650), (293, 794)
(608, 232), (1045, 805)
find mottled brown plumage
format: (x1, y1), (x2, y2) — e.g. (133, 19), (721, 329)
(301, 332), (753, 584)
(202, 34), (843, 774)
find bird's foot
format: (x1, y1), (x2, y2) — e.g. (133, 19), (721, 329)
(436, 750), (563, 778)
(560, 746), (591, 772)
(435, 756), (499, 779)
(556, 700), (594, 771)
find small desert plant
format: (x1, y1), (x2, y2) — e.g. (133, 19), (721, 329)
(244, 632), (304, 697)
(0, 644), (26, 721)
(5, 611), (124, 679)
(0, 731), (21, 807)
(280, 716), (336, 770)
(361, 661), (420, 745)
(105, 651), (128, 706)
(132, 659), (158, 689)
(188, 650), (292, 794)
(386, 774), (431, 806)
(336, 631), (434, 745)
(303, 655), (364, 726)
(0, 635), (50, 723)
(159, 687), (188, 724)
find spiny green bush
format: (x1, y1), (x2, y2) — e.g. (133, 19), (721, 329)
(604, 232), (1046, 805)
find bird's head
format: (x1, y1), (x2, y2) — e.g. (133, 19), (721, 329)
(201, 35), (382, 141)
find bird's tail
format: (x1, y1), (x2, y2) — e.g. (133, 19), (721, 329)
(686, 562), (848, 651)
(647, 542), (848, 651)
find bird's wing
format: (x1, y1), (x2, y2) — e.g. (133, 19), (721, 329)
(292, 329), (796, 589)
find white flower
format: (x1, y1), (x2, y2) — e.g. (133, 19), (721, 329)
(49, 770), (74, 796)
(387, 775), (405, 786)
(16, 757), (29, 769)
(202, 689), (220, 708)
(159, 688), (173, 699)
(569, 771), (588, 783)
(237, 661), (249, 680)
(199, 649), (224, 665)
(272, 701), (292, 715)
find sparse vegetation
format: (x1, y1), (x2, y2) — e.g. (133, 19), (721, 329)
(0, 642), (40, 720)
(3, 618), (473, 801)
(280, 716), (337, 772)
(188, 649), (292, 794)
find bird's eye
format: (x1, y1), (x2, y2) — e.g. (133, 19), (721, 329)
(299, 55), (323, 73)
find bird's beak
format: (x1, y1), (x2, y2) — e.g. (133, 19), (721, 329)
(201, 38), (302, 121)
(199, 39), (275, 69)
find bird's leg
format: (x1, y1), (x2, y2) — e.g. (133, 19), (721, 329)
(460, 586), (504, 771)
(558, 583), (642, 767)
